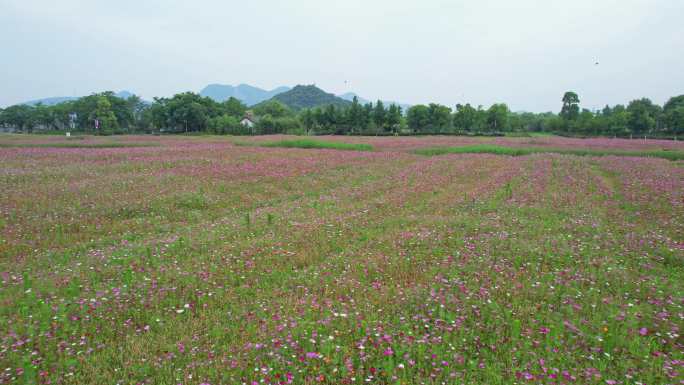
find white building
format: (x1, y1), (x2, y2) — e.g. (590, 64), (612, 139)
(240, 117), (255, 128)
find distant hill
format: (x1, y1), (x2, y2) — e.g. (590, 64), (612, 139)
(264, 85), (352, 111)
(23, 96), (78, 106)
(338, 92), (411, 111)
(200, 84), (290, 106)
(23, 91), (138, 106)
(338, 92), (369, 104)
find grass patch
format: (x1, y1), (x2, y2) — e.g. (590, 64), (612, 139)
(414, 144), (684, 160)
(242, 138), (373, 151)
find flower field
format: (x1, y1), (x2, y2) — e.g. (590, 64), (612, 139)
(0, 134), (683, 384)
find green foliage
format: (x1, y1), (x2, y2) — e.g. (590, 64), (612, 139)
(453, 103), (481, 132)
(560, 91), (580, 120)
(252, 100), (291, 118)
(2, 87), (683, 139)
(254, 115), (300, 135)
(626, 98), (661, 135)
(256, 138), (373, 151)
(91, 96), (119, 135)
(406, 105), (431, 132)
(221, 97), (248, 118)
(663, 95), (684, 135)
(486, 103), (509, 131)
(414, 144), (684, 160)
(208, 115), (250, 135)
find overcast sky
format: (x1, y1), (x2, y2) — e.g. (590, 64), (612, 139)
(1, 0), (683, 111)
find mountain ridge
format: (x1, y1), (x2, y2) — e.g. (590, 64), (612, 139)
(23, 91), (138, 106)
(199, 84), (290, 106)
(17, 85), (408, 111)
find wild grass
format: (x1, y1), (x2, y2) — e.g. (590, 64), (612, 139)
(241, 138), (374, 151)
(414, 144), (684, 160)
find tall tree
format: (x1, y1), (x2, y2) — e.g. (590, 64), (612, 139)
(253, 100), (290, 118)
(373, 100), (386, 132)
(663, 95), (684, 135)
(221, 97), (247, 118)
(453, 103), (477, 132)
(487, 103), (509, 131)
(427, 103), (452, 132)
(560, 91), (580, 121)
(90, 96), (118, 134)
(626, 98), (660, 135)
(347, 96), (364, 134)
(386, 104), (402, 133)
(406, 105), (430, 133)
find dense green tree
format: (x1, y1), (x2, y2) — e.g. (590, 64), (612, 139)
(126, 95), (147, 128)
(663, 95), (684, 135)
(487, 103), (509, 131)
(221, 97), (247, 118)
(253, 100), (291, 118)
(361, 103), (373, 130)
(560, 91), (580, 121)
(3, 88), (684, 138)
(322, 104), (339, 131)
(373, 101), (386, 132)
(300, 109), (315, 134)
(208, 115), (249, 135)
(427, 103), (452, 132)
(157, 92), (220, 132)
(626, 98), (660, 135)
(453, 103), (478, 132)
(407, 105), (430, 132)
(386, 104), (402, 133)
(90, 96), (119, 134)
(345, 96), (363, 133)
(255, 115), (299, 135)
(0, 104), (33, 131)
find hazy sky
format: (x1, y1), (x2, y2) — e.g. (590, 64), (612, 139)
(2, 0), (683, 111)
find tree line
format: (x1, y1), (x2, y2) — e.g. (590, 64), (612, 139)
(1, 91), (683, 138)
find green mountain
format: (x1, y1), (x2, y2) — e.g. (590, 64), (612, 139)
(266, 85), (351, 111)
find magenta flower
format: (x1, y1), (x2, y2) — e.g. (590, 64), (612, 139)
(306, 352), (320, 359)
(639, 327), (648, 336)
(383, 348), (394, 356)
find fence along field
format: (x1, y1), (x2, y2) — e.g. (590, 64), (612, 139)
(0, 134), (683, 384)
